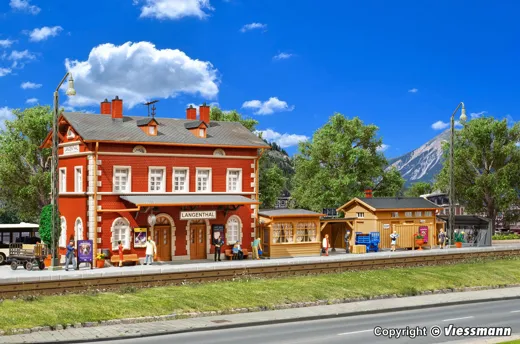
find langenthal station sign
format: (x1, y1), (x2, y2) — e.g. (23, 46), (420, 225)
(180, 211), (217, 220)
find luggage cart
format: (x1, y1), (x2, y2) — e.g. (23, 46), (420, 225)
(355, 232), (380, 253)
(8, 243), (48, 271)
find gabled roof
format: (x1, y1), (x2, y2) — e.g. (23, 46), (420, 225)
(136, 118), (159, 127)
(258, 209), (324, 218)
(338, 197), (442, 212)
(58, 112), (269, 148)
(184, 120), (209, 129)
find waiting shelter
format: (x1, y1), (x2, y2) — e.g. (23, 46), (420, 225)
(437, 215), (492, 247)
(258, 209), (323, 258)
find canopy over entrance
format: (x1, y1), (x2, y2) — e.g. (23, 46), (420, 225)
(120, 195), (260, 207)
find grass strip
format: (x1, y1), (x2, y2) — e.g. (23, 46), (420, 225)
(1, 256), (520, 332)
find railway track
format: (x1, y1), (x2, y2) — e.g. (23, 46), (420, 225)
(1, 248), (519, 298)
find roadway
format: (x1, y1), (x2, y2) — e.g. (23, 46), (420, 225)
(97, 299), (520, 344)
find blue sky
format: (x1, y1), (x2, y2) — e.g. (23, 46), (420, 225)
(0, 0), (518, 157)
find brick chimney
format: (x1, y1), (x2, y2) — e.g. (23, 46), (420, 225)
(364, 189), (373, 198)
(111, 96), (123, 119)
(186, 104), (197, 120)
(100, 99), (111, 115)
(199, 102), (210, 124)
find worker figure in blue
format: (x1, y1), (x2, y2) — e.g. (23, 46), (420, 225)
(64, 239), (76, 271)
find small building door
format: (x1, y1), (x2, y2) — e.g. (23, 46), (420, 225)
(154, 226), (171, 261)
(190, 223), (206, 260)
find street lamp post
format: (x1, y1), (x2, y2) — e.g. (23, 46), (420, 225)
(50, 73), (76, 270)
(448, 102), (467, 247)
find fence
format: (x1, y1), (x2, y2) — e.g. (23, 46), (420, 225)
(378, 223), (435, 249)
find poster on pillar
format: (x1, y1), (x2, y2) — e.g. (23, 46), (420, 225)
(419, 226), (428, 243)
(77, 240), (93, 264)
(134, 228), (147, 248)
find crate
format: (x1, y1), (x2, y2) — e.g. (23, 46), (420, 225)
(352, 245), (366, 254)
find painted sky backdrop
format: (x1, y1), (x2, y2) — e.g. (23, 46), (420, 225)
(0, 0), (518, 157)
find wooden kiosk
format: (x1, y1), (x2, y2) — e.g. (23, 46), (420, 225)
(258, 209), (323, 258)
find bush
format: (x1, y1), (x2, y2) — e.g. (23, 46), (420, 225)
(492, 233), (520, 240)
(39, 204), (60, 245)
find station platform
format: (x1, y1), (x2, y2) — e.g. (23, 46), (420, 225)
(1, 244), (519, 285)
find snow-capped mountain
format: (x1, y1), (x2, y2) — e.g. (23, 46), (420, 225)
(388, 130), (450, 186)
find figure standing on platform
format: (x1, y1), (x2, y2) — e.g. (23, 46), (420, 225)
(145, 236), (156, 265)
(344, 230), (351, 254)
(252, 237), (262, 260)
(65, 239), (76, 271)
(390, 230), (399, 252)
(321, 234), (330, 256)
(118, 240), (124, 267)
(213, 233), (223, 262)
(438, 228), (446, 249)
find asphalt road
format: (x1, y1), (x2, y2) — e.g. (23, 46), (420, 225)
(98, 299), (520, 344)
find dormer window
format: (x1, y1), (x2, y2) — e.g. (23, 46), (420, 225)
(149, 126), (156, 135)
(199, 128), (205, 138)
(184, 120), (208, 138)
(136, 118), (158, 136)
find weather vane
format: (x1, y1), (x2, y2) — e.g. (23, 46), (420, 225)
(143, 100), (159, 117)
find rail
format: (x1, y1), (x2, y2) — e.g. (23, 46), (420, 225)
(1, 247), (519, 298)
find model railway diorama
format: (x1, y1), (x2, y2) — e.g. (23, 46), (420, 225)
(8, 243), (48, 271)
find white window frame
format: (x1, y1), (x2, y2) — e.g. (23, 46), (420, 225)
(199, 128), (205, 137)
(59, 168), (67, 193)
(415, 211), (422, 217)
(226, 168), (242, 192)
(111, 217), (131, 250)
(405, 211), (413, 217)
(74, 166), (83, 192)
(213, 149), (225, 156)
(66, 127), (75, 139)
(59, 216), (67, 248)
(425, 211), (433, 217)
(391, 212), (399, 218)
(148, 126), (155, 135)
(356, 212), (365, 218)
(196, 168), (212, 192)
(226, 215), (242, 244)
(148, 166), (166, 192)
(74, 217), (83, 242)
(113, 166), (131, 193)
(173, 167), (189, 193)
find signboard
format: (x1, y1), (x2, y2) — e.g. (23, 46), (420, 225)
(212, 224), (224, 245)
(77, 240), (93, 269)
(63, 144), (80, 155)
(383, 224), (390, 230)
(134, 228), (147, 248)
(180, 211), (216, 220)
(419, 226), (429, 243)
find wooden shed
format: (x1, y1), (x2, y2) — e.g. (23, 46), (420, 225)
(258, 209), (323, 258)
(336, 197), (443, 250)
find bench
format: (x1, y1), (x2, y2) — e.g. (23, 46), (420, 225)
(110, 254), (140, 266)
(224, 249), (249, 260)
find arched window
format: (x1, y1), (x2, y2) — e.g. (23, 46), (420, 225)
(59, 216), (67, 247)
(111, 217), (130, 250)
(226, 216), (242, 243)
(75, 217), (83, 242)
(213, 148), (225, 156)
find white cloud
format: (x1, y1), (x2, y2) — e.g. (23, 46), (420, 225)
(0, 107), (14, 130)
(7, 50), (35, 68)
(242, 97), (294, 115)
(9, 0), (40, 14)
(256, 129), (308, 148)
(136, 0), (213, 20)
(273, 52), (293, 60)
(0, 68), (11, 77)
(240, 22), (267, 33)
(28, 26), (63, 42)
(408, 88), (418, 93)
(377, 144), (390, 152)
(26, 98), (38, 104)
(431, 120), (449, 130)
(470, 111), (486, 119)
(64, 41), (219, 109)
(21, 81), (42, 89)
(0, 39), (15, 48)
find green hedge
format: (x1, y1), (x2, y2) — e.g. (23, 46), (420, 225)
(492, 233), (520, 240)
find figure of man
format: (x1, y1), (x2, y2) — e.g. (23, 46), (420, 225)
(321, 234), (330, 256)
(252, 237), (262, 260)
(390, 230), (399, 252)
(438, 228), (446, 249)
(65, 239), (76, 271)
(214, 233), (223, 262)
(145, 236), (156, 265)
(344, 230), (351, 254)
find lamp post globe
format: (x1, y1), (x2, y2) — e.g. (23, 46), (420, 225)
(66, 76), (76, 96)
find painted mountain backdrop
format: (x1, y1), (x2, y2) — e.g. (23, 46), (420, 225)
(387, 130), (449, 186)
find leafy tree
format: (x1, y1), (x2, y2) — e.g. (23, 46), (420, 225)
(0, 205), (20, 224)
(435, 117), (520, 232)
(259, 165), (287, 208)
(292, 113), (404, 212)
(405, 182), (434, 197)
(0, 106), (52, 221)
(210, 107), (258, 131)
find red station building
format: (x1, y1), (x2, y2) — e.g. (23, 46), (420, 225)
(42, 97), (269, 261)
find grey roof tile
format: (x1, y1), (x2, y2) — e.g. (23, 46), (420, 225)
(258, 209), (323, 217)
(120, 195), (258, 206)
(359, 197), (442, 209)
(62, 112), (269, 148)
